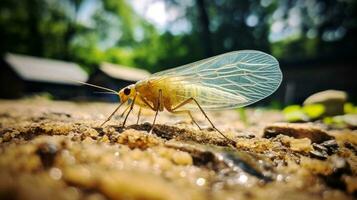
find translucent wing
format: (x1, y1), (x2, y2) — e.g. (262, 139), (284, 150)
(150, 50), (282, 110)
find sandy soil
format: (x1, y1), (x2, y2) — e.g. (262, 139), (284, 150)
(0, 99), (356, 200)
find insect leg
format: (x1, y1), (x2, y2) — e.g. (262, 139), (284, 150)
(169, 110), (201, 130)
(172, 98), (234, 143)
(136, 107), (142, 124)
(135, 96), (156, 125)
(100, 101), (125, 127)
(149, 89), (162, 133)
(122, 94), (137, 128)
(139, 96), (155, 111)
(120, 103), (131, 117)
(191, 98), (234, 143)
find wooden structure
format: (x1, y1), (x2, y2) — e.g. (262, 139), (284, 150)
(88, 62), (150, 101)
(0, 53), (88, 99)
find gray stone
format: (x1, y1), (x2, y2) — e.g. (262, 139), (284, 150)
(303, 90), (347, 116)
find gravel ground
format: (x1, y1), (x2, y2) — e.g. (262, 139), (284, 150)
(0, 99), (356, 200)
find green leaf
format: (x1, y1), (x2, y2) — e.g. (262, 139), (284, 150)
(283, 105), (301, 114)
(302, 104), (325, 119)
(323, 117), (334, 125)
(283, 105), (308, 122)
(237, 108), (248, 126)
(344, 103), (357, 114)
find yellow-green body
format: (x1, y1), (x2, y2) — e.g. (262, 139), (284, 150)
(133, 76), (247, 112)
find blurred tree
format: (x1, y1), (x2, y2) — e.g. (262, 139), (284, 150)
(0, 0), (88, 59)
(269, 0), (357, 61)
(0, 0), (162, 72)
(166, 0), (271, 55)
(165, 0), (356, 61)
(63, 0), (85, 59)
(196, 0), (213, 57)
(26, 0), (44, 56)
(208, 0), (271, 53)
(0, 0), (356, 74)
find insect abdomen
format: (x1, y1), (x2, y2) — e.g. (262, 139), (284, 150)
(136, 76), (248, 110)
(170, 83), (247, 110)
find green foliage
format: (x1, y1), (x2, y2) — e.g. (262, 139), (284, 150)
(322, 116), (347, 129)
(267, 100), (283, 110)
(302, 104), (325, 119)
(271, 37), (319, 60)
(344, 103), (357, 114)
(102, 0), (135, 40)
(284, 102), (357, 124)
(237, 108), (248, 126)
(0, 0), (356, 75)
(283, 104), (327, 122)
(283, 105), (308, 122)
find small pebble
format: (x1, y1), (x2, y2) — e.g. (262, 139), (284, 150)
(49, 167), (62, 180)
(196, 178), (206, 186)
(309, 150), (328, 160)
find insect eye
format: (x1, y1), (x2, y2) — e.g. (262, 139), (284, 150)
(123, 88), (131, 95)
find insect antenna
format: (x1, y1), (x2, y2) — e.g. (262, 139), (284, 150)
(75, 81), (118, 94)
(93, 91), (119, 95)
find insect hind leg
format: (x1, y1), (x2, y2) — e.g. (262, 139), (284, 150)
(171, 97), (234, 143)
(168, 109), (201, 130)
(149, 89), (162, 133)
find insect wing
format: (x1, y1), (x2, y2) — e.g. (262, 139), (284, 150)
(151, 50), (282, 110)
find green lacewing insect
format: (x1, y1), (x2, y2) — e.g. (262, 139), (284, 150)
(80, 50), (282, 142)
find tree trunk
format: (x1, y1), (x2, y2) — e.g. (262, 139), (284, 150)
(26, 0), (43, 56)
(63, 0), (82, 60)
(196, 0), (213, 57)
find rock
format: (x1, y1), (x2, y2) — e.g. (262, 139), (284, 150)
(303, 90), (347, 116)
(312, 143), (328, 152)
(310, 140), (338, 159)
(171, 151), (193, 165)
(334, 114), (357, 129)
(280, 136), (313, 153)
(309, 150), (328, 160)
(263, 123), (334, 143)
(320, 140), (339, 155)
(320, 139), (338, 148)
(36, 142), (59, 169)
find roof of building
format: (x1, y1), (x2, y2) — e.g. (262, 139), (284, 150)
(99, 62), (150, 82)
(4, 53), (88, 85)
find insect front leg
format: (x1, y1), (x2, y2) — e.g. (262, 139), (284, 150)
(122, 103), (141, 124)
(122, 94), (137, 127)
(120, 103), (131, 118)
(100, 102), (125, 127)
(136, 107), (142, 124)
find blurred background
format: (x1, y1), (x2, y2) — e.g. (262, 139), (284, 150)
(0, 0), (356, 105)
